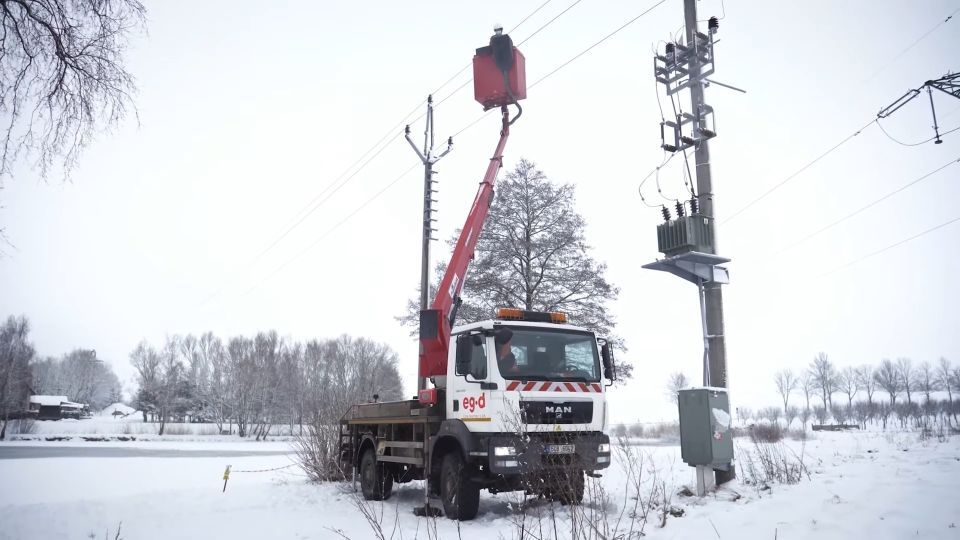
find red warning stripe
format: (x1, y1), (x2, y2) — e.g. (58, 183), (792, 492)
(503, 380), (602, 393)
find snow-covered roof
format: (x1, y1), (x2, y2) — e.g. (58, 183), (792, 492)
(29, 395), (70, 406)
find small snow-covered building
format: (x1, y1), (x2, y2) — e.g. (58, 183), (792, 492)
(28, 395), (89, 420)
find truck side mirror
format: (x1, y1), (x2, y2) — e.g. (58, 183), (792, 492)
(455, 335), (472, 375)
(601, 341), (617, 381)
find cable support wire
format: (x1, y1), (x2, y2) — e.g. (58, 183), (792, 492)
(638, 153), (677, 208)
(877, 119), (960, 147)
(773, 156), (960, 257)
(818, 214), (960, 279)
(244, 164), (420, 295)
(721, 119), (877, 225)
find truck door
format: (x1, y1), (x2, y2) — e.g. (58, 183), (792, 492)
(450, 333), (497, 427)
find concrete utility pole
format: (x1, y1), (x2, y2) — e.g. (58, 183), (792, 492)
(405, 96), (452, 393)
(683, 0), (733, 486)
(645, 0), (740, 488)
(683, 0), (728, 394)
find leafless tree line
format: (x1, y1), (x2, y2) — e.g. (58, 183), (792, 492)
(130, 332), (404, 438)
(0, 314), (122, 438)
(767, 354), (960, 430)
(31, 349), (121, 410)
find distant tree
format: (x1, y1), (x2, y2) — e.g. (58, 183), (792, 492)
(737, 407), (753, 425)
(0, 316), (34, 439)
(838, 367), (859, 408)
(830, 403), (848, 425)
(628, 423), (644, 438)
(665, 371), (689, 404)
(799, 373), (814, 412)
(774, 369), (797, 413)
(874, 359), (902, 405)
(613, 424), (627, 438)
(936, 358), (953, 420)
(856, 365), (877, 406)
(760, 406), (782, 425)
(812, 404), (828, 425)
(799, 407), (812, 430)
(916, 361), (939, 404)
(398, 159), (630, 379)
(30, 349), (121, 410)
(852, 401), (870, 429)
(0, 0), (146, 180)
(808, 353), (837, 409)
(896, 358), (916, 405)
(784, 405), (799, 428)
(877, 402), (892, 429)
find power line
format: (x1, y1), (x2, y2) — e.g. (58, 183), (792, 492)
(245, 0), (672, 295)
(721, 119), (877, 225)
(445, 0), (671, 142)
(517, 0), (585, 46)
(199, 2), (584, 307)
(862, 6), (960, 84)
(244, 164), (421, 295)
(818, 214), (960, 278)
(434, 0), (590, 109)
(528, 0), (670, 88)
(773, 156), (960, 256)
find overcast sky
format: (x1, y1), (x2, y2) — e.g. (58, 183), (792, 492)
(3, 0), (959, 422)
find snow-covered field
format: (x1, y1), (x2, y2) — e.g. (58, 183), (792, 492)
(1, 430), (957, 539)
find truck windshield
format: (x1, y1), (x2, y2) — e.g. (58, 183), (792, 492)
(495, 327), (601, 382)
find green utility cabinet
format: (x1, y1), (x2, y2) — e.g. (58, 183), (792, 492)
(678, 387), (733, 469)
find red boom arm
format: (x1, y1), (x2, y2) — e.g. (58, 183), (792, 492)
(419, 106), (512, 382)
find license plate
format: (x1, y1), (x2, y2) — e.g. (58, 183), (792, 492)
(544, 444), (575, 454)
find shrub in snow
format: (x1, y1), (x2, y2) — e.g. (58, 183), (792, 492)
(749, 422), (783, 443)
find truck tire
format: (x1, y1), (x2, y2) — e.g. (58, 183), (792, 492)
(555, 468), (584, 505)
(440, 452), (480, 520)
(360, 449), (393, 501)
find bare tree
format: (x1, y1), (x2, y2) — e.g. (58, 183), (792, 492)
(838, 367), (859, 408)
(916, 361), (939, 404)
(856, 365), (877, 406)
(799, 373), (813, 412)
(774, 369), (797, 413)
(896, 358), (916, 405)
(665, 371), (688, 404)
(937, 358), (954, 425)
(399, 158), (630, 379)
(808, 353), (837, 409)
(874, 359), (902, 406)
(0, 0), (146, 180)
(760, 406), (782, 425)
(784, 405), (799, 428)
(0, 315), (34, 439)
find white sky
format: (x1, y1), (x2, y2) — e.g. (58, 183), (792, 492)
(3, 0), (959, 422)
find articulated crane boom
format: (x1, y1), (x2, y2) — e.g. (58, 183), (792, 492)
(418, 106), (512, 396)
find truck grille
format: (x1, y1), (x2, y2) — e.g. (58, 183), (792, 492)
(520, 400), (593, 424)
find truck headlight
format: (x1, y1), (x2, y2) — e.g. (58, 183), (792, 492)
(598, 443), (610, 453)
(494, 446), (517, 456)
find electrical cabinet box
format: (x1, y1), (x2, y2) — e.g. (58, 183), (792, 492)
(657, 216), (715, 257)
(678, 387), (733, 469)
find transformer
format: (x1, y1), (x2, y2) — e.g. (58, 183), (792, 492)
(656, 215), (715, 256)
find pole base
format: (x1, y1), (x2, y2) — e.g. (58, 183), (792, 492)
(413, 505), (443, 518)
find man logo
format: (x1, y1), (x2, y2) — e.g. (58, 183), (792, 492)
(544, 405), (572, 415)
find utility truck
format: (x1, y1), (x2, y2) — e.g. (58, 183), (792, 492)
(339, 28), (617, 521)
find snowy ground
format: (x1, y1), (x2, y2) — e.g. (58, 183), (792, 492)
(1, 430), (957, 539)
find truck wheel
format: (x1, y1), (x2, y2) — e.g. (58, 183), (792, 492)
(555, 468), (584, 505)
(440, 452), (480, 520)
(360, 449), (393, 501)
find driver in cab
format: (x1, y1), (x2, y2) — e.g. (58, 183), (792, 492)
(495, 328), (520, 376)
